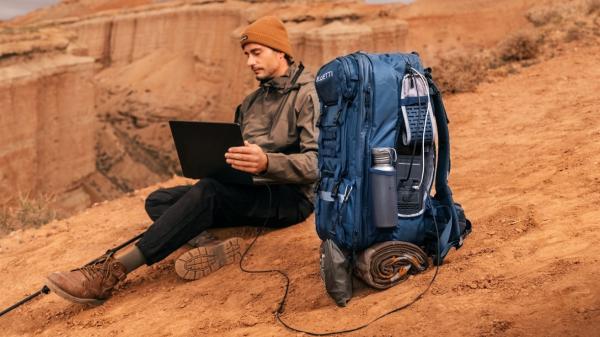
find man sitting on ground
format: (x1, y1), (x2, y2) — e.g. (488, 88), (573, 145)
(46, 16), (320, 305)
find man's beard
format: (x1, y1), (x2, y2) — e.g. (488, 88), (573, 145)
(257, 74), (274, 82)
(254, 67), (276, 82)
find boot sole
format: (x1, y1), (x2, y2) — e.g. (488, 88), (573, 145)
(175, 237), (244, 281)
(45, 278), (105, 306)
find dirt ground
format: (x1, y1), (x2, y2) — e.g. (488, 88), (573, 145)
(1, 1), (600, 336)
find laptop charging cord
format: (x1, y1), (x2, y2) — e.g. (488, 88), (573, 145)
(237, 184), (441, 336)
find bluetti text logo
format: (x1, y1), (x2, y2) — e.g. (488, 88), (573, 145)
(316, 71), (333, 82)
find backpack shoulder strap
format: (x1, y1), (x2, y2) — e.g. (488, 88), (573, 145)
(424, 68), (451, 199)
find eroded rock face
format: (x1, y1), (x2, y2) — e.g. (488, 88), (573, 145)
(0, 51), (97, 210)
(0, 0), (409, 213)
(298, 20), (408, 67)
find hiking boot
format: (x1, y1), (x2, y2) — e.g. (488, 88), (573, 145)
(175, 237), (244, 281)
(46, 255), (127, 305)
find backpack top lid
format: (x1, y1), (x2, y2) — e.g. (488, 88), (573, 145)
(315, 56), (359, 107)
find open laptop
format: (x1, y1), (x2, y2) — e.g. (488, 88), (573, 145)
(169, 120), (274, 185)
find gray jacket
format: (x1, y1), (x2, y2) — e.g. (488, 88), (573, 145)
(235, 63), (320, 202)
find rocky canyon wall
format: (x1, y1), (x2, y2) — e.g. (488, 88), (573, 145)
(65, 1), (408, 117)
(71, 2), (250, 119)
(0, 53), (97, 208)
(0, 0), (409, 214)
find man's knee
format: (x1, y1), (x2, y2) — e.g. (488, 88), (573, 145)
(145, 188), (171, 220)
(145, 185), (191, 220)
(145, 188), (167, 208)
(189, 178), (220, 199)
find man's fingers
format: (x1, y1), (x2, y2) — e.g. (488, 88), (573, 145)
(226, 158), (258, 168)
(226, 143), (265, 174)
(225, 153), (255, 162)
(228, 146), (255, 154)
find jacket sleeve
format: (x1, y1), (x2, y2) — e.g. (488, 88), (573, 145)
(263, 87), (320, 184)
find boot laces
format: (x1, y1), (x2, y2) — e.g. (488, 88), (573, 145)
(77, 255), (116, 283)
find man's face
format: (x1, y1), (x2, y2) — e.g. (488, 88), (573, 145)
(243, 43), (285, 81)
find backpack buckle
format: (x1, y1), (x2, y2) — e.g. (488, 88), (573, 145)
(334, 107), (342, 125)
(333, 96), (344, 125)
(314, 177), (322, 193)
(331, 180), (342, 197)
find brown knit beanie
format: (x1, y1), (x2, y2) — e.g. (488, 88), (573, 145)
(240, 16), (294, 59)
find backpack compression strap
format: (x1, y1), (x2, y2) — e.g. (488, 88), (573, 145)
(424, 69), (463, 258)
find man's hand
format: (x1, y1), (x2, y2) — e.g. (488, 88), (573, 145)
(225, 141), (268, 175)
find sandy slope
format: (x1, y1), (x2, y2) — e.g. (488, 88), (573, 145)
(0, 34), (598, 336)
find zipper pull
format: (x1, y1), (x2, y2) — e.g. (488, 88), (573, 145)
(342, 185), (353, 203)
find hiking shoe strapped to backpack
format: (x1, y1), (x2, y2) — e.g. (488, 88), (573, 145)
(175, 237), (245, 281)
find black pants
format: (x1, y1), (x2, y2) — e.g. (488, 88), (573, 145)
(136, 178), (314, 265)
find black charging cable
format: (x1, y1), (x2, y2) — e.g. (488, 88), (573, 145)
(238, 185), (293, 315)
(238, 185), (442, 336)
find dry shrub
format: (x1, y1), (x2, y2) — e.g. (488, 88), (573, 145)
(564, 26), (584, 42)
(432, 0), (596, 95)
(0, 194), (56, 235)
(0, 209), (10, 233)
(432, 30), (541, 94)
(433, 54), (490, 94)
(527, 0), (599, 26)
(587, 0), (600, 14)
(497, 32), (540, 63)
(526, 7), (563, 27)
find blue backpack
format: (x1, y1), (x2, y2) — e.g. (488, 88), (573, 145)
(314, 52), (470, 264)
